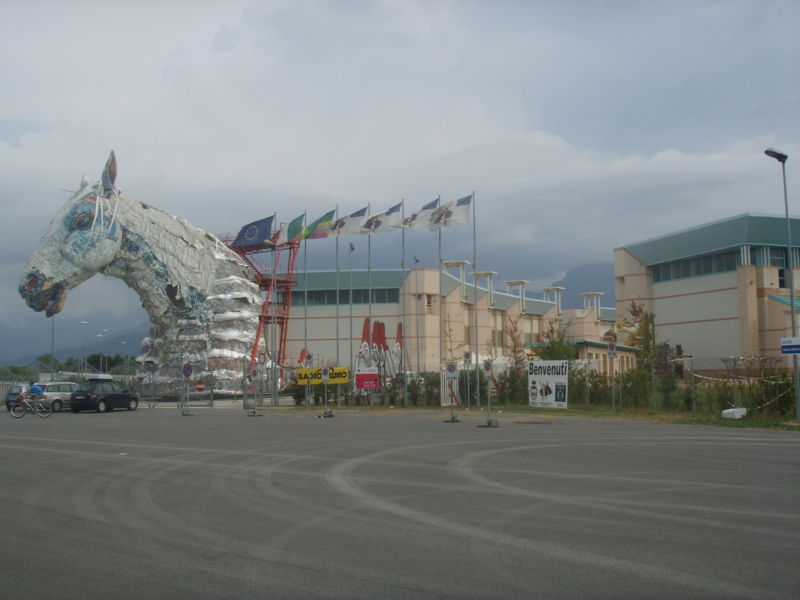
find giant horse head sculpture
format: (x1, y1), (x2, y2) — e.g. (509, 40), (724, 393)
(20, 153), (124, 316)
(19, 152), (261, 392)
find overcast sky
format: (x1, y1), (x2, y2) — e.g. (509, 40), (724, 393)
(1, 0), (798, 362)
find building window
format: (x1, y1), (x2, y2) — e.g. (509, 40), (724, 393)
(292, 288), (399, 306)
(494, 330), (504, 347)
(651, 250), (740, 283)
(769, 247), (787, 268)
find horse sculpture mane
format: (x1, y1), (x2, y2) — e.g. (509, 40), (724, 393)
(19, 152), (260, 392)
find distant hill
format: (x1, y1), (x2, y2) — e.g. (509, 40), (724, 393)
(549, 262), (615, 309)
(3, 321), (149, 367)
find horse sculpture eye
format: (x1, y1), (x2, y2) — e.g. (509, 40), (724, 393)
(71, 213), (93, 231)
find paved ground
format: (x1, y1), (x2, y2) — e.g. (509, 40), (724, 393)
(1, 406), (798, 599)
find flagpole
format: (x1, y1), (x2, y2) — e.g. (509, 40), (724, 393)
(302, 211), (309, 408)
(349, 242), (355, 380)
(415, 256), (421, 375)
(400, 199), (408, 408)
(437, 196), (443, 373)
(472, 191), (480, 411)
(271, 212), (278, 408)
(367, 203), (373, 407)
(335, 206), (340, 406)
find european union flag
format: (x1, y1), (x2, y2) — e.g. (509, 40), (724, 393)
(231, 216), (275, 247)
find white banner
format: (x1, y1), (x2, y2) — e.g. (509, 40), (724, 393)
(527, 360), (569, 409)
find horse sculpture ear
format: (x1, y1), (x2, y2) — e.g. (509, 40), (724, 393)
(101, 151), (117, 196)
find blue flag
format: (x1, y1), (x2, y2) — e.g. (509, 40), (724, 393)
(231, 215), (275, 247)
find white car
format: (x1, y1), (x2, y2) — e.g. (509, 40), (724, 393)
(39, 382), (80, 411)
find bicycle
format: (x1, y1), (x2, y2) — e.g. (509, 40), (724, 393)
(10, 394), (53, 419)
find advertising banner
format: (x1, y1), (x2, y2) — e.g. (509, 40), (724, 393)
(527, 360), (568, 409)
(355, 367), (379, 390)
(296, 367), (350, 385)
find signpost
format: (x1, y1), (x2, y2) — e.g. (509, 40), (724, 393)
(180, 363), (193, 416)
(780, 336), (800, 354)
(442, 362), (460, 423)
(482, 360), (498, 427)
(321, 367), (333, 417)
(463, 351), (472, 409)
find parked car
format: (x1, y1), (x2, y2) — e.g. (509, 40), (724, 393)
(69, 376), (139, 413)
(39, 382), (80, 411)
(5, 384), (29, 411)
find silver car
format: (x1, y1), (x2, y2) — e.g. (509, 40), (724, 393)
(40, 382), (80, 411)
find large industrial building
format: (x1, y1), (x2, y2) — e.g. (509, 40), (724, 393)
(614, 213), (799, 369)
(278, 265), (635, 375)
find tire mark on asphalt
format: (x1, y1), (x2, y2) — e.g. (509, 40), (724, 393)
(325, 440), (788, 600)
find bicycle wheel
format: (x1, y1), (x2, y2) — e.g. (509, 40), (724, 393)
(35, 401), (52, 418)
(10, 403), (26, 418)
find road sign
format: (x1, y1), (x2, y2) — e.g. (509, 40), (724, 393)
(195, 381), (206, 392)
(258, 352), (267, 365)
(607, 341), (617, 357)
(483, 360), (493, 373)
(445, 362), (458, 380)
(321, 367), (330, 384)
(182, 363), (192, 378)
(781, 337), (800, 354)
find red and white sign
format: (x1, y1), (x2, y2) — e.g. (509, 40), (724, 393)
(355, 367), (379, 390)
(195, 381), (206, 392)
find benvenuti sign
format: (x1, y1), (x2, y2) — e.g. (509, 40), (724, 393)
(296, 367), (350, 385)
(527, 360), (569, 409)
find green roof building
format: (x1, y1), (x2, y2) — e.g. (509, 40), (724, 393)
(614, 213), (799, 369)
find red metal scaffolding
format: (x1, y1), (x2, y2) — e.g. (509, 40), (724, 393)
(220, 236), (301, 380)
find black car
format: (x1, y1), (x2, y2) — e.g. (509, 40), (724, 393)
(69, 378), (139, 413)
(5, 384), (29, 411)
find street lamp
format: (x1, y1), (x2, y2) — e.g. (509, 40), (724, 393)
(96, 334), (104, 372)
(103, 329), (110, 372)
(80, 321), (89, 376)
(765, 147), (799, 420)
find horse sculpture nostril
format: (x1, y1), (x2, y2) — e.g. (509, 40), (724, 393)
(19, 270), (66, 315)
(21, 270), (45, 293)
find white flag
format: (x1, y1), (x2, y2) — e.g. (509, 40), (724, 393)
(362, 203), (402, 234)
(329, 207), (367, 236)
(402, 198), (439, 229)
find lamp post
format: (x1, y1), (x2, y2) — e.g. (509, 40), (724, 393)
(96, 334), (104, 373)
(80, 321), (88, 376)
(103, 329), (110, 372)
(765, 147), (799, 419)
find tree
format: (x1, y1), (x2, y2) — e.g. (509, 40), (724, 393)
(536, 321), (578, 361)
(62, 357), (81, 372)
(499, 316), (528, 403)
(617, 300), (655, 369)
(37, 353), (61, 372)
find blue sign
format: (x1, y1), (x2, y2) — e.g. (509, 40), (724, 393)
(781, 337), (800, 354)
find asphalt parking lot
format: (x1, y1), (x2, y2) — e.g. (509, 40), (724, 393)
(1, 405), (798, 600)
